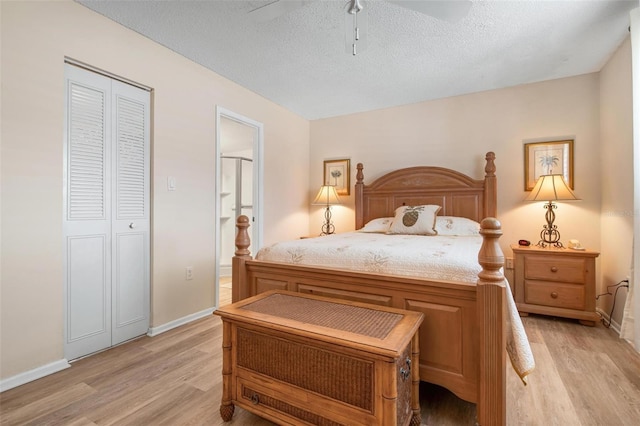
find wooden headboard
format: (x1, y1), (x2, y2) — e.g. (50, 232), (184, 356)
(354, 152), (497, 229)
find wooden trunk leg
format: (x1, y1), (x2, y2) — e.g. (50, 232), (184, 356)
(220, 321), (234, 421)
(410, 332), (421, 426)
(219, 404), (234, 422)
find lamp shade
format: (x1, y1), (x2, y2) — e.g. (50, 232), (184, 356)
(312, 185), (341, 206)
(524, 174), (580, 202)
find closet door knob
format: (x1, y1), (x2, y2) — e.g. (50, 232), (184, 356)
(129, 222), (136, 229)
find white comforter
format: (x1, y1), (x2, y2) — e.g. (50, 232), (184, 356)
(257, 231), (483, 283)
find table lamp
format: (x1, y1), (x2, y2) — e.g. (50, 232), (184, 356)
(312, 185), (341, 235)
(525, 174), (580, 248)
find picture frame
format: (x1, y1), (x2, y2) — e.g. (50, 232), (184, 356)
(323, 159), (350, 195)
(524, 139), (574, 191)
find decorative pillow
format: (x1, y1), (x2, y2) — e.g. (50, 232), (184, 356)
(360, 217), (394, 233)
(387, 205), (441, 235)
(435, 216), (481, 236)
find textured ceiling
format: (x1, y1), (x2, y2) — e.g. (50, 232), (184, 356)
(77, 0), (637, 120)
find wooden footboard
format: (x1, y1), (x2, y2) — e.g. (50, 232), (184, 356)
(231, 216), (507, 425)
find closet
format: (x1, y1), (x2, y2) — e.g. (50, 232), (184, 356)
(63, 63), (150, 360)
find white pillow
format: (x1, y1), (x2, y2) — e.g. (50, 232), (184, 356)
(387, 205), (441, 235)
(360, 217), (394, 233)
(435, 216), (481, 236)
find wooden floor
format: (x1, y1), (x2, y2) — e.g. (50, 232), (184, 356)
(219, 276), (232, 308)
(1, 299), (639, 425)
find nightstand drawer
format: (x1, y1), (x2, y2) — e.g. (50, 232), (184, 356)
(524, 281), (585, 310)
(523, 255), (586, 284)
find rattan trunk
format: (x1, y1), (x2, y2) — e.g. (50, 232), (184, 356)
(215, 290), (423, 426)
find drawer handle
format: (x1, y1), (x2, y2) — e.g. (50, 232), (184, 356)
(400, 357), (411, 381)
(251, 393), (259, 405)
(551, 292), (558, 299)
(550, 266), (558, 273)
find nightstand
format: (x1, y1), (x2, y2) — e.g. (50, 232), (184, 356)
(511, 244), (600, 326)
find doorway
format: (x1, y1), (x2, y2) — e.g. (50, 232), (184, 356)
(215, 107), (263, 307)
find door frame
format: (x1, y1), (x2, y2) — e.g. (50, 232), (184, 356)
(215, 106), (264, 308)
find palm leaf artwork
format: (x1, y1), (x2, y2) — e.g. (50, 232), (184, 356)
(330, 169), (342, 186)
(539, 154), (559, 174)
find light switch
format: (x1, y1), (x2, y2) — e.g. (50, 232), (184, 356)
(168, 176), (176, 191)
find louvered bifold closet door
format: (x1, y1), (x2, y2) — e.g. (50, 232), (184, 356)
(63, 66), (113, 360)
(111, 79), (150, 346)
(64, 64), (150, 360)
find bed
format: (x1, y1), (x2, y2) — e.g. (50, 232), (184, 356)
(230, 152), (532, 425)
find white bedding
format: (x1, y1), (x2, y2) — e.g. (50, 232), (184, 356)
(256, 231), (483, 283)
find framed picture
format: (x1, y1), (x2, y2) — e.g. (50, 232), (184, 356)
(323, 159), (350, 195)
(524, 139), (574, 191)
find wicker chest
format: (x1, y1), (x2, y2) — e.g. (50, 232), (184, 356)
(214, 290), (424, 426)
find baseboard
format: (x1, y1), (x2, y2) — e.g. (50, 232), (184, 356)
(596, 307), (622, 334)
(0, 359), (71, 393)
(147, 307), (215, 337)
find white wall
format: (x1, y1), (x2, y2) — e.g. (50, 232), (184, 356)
(310, 74), (603, 261)
(600, 37), (633, 327)
(1, 1), (310, 380)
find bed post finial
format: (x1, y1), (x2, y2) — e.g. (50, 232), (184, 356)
(485, 152), (496, 177)
(484, 152), (497, 218)
(478, 217), (503, 283)
(234, 215), (251, 257)
(232, 215), (252, 303)
(355, 163), (365, 229)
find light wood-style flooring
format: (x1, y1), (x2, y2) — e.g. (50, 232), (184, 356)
(219, 276), (232, 307)
(1, 299), (639, 425)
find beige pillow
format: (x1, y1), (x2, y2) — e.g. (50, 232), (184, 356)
(360, 217), (394, 233)
(387, 205), (441, 235)
(435, 216), (481, 236)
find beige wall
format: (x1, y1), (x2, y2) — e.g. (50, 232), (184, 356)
(0, 1), (310, 379)
(310, 74), (603, 261)
(311, 40), (634, 326)
(1, 0), (633, 384)
(600, 37), (633, 326)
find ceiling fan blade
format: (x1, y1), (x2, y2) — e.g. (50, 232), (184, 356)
(248, 0), (311, 23)
(387, 0), (472, 23)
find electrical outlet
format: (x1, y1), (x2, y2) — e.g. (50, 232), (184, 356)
(186, 266), (193, 280)
(505, 257), (514, 269)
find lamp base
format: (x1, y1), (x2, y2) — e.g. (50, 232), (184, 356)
(536, 201), (564, 248)
(536, 237), (564, 249)
(320, 206), (335, 236)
